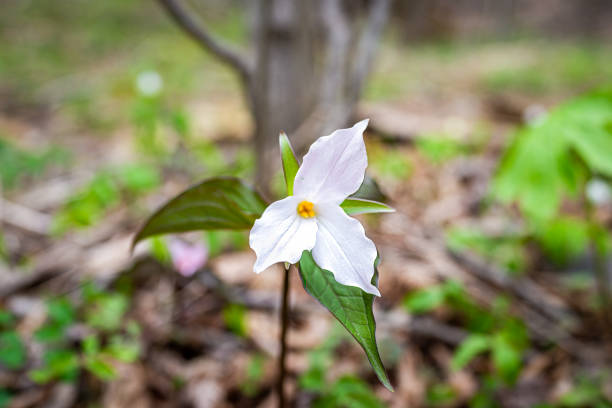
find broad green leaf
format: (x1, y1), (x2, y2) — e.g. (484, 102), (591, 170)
(451, 334), (490, 371)
(279, 132), (299, 195)
(133, 177), (266, 247)
(340, 198), (394, 215)
(298, 251), (392, 391)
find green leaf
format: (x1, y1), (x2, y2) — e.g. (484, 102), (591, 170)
(403, 285), (446, 314)
(84, 356), (116, 381)
(351, 176), (387, 202)
(105, 335), (140, 363)
(535, 216), (589, 264)
(86, 293), (128, 331)
(279, 132), (299, 195)
(0, 389), (11, 408)
(491, 332), (522, 384)
(427, 384), (458, 406)
(82, 335), (100, 356)
(222, 303), (247, 337)
(451, 334), (490, 371)
(30, 349), (79, 383)
(317, 375), (386, 408)
(47, 297), (76, 326)
(340, 198), (394, 216)
(0, 311), (15, 328)
(0, 331), (26, 369)
(133, 177), (267, 247)
(34, 324), (65, 343)
(298, 251), (392, 391)
(240, 353), (266, 397)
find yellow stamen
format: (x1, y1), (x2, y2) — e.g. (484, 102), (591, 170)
(297, 200), (316, 218)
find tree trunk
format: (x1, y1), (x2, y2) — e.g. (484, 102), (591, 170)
(251, 0), (316, 198)
(157, 0), (391, 195)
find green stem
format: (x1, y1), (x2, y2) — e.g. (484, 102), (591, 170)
(277, 263), (291, 407)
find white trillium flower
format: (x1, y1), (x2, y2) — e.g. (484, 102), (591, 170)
(249, 119), (382, 296)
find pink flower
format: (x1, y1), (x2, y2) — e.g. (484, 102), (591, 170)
(169, 240), (208, 277)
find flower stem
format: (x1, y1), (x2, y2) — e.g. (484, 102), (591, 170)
(278, 263), (291, 407)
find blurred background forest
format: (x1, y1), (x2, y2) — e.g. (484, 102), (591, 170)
(1, 0), (612, 407)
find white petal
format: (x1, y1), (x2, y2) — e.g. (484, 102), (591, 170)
(311, 203), (380, 296)
(249, 196), (318, 273)
(293, 119), (369, 204)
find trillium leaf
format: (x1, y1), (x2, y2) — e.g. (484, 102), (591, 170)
(351, 176), (387, 202)
(279, 132), (299, 195)
(298, 251), (393, 391)
(340, 198), (394, 215)
(133, 177), (266, 247)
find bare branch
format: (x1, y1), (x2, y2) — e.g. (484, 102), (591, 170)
(349, 0), (391, 102)
(156, 0), (253, 83)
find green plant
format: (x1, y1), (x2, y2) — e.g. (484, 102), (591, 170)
(53, 163), (161, 233)
(222, 303), (247, 337)
(299, 327), (385, 408)
(240, 353), (266, 397)
(446, 227), (527, 274)
(557, 376), (612, 407)
(369, 143), (412, 181)
(29, 283), (140, 384)
(426, 383), (458, 407)
(416, 134), (468, 164)
(133, 123), (397, 407)
(404, 281), (528, 385)
(493, 88), (612, 322)
(0, 137), (69, 190)
(494, 88), (612, 245)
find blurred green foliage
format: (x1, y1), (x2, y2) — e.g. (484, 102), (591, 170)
(446, 227), (527, 273)
(404, 281), (528, 385)
(484, 46), (612, 94)
(53, 163), (160, 234)
(494, 88), (612, 265)
(495, 89), (612, 219)
(222, 303), (247, 337)
(22, 281), (140, 384)
(368, 142), (412, 181)
(299, 325), (385, 407)
(240, 353), (266, 397)
(0, 0), (245, 130)
(0, 137), (69, 190)
(416, 135), (469, 164)
(557, 376), (612, 407)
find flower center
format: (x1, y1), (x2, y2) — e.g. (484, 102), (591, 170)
(297, 200), (315, 218)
